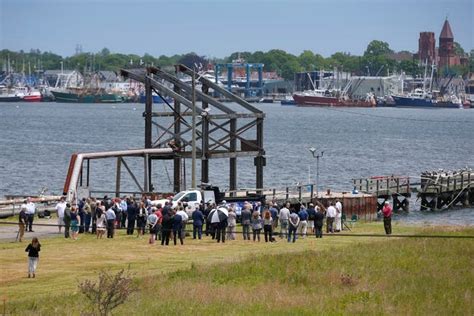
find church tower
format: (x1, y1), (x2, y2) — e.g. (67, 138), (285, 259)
(438, 19), (454, 69)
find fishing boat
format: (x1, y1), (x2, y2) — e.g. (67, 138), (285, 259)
(293, 89), (376, 107)
(139, 92), (173, 104)
(392, 88), (436, 107)
(51, 89), (124, 103)
(280, 95), (296, 106)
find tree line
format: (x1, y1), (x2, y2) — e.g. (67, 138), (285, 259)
(1, 40), (472, 81)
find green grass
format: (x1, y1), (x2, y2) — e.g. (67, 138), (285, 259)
(1, 223), (473, 315)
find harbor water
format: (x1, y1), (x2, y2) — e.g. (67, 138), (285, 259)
(0, 102), (473, 225)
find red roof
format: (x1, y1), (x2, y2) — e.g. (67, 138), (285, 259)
(440, 19), (454, 39)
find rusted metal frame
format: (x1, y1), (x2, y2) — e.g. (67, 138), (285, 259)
(121, 69), (201, 114)
(151, 86), (190, 125)
(179, 151), (259, 159)
(201, 85), (210, 183)
(173, 84), (181, 192)
(149, 66), (234, 114)
(229, 118), (237, 192)
(120, 157), (144, 192)
(151, 114), (193, 148)
(153, 122), (204, 151)
(208, 119), (257, 149)
(207, 119), (254, 150)
(145, 76), (153, 148)
(176, 64), (263, 114)
(208, 119), (260, 152)
(150, 112), (263, 119)
(115, 157), (121, 197)
(255, 117), (264, 191)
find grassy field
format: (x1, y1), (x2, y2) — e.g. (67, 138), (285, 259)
(1, 222), (473, 315)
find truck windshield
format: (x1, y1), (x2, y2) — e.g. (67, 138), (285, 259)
(172, 191), (186, 202)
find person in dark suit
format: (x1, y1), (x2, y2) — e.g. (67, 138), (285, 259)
(192, 207), (204, 239)
(172, 211), (183, 245)
(314, 205), (325, 238)
(161, 212), (173, 246)
(126, 198), (137, 235)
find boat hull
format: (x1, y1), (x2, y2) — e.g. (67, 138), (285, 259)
(393, 95), (469, 109)
(293, 94), (374, 107)
(139, 94), (173, 104)
(23, 95), (42, 102)
(51, 91), (124, 103)
(0, 96), (23, 102)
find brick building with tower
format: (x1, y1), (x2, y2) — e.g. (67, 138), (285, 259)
(416, 18), (468, 69)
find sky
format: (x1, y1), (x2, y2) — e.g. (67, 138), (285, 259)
(0, 0), (472, 58)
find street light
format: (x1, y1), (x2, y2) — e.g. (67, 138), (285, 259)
(309, 147), (324, 197)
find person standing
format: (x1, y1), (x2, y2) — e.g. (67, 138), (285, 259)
(382, 201), (393, 235)
(105, 205), (116, 238)
(314, 205), (325, 238)
(335, 199), (343, 232)
(136, 202), (147, 237)
(262, 210), (273, 243)
(55, 197), (67, 234)
(96, 209), (106, 239)
(298, 204), (309, 238)
(176, 207), (189, 240)
(147, 211), (158, 244)
(326, 202), (337, 233)
(279, 203), (290, 239)
(18, 206), (27, 242)
(241, 203), (252, 241)
(126, 198), (137, 235)
(24, 197), (36, 232)
(83, 198), (92, 233)
(226, 206), (237, 240)
(120, 197), (128, 229)
(251, 210), (262, 242)
(192, 206), (204, 240)
(70, 206), (80, 240)
(172, 211), (183, 245)
(25, 237), (41, 278)
(288, 210), (300, 243)
(307, 203), (316, 234)
(161, 212), (173, 246)
(63, 203), (72, 238)
(269, 203), (279, 232)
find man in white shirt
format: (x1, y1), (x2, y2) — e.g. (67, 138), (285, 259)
(279, 202), (291, 238)
(24, 197), (36, 232)
(176, 208), (189, 239)
(55, 197), (67, 233)
(105, 207), (116, 238)
(326, 202), (337, 233)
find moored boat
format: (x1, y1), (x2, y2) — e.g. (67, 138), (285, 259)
(51, 89), (124, 103)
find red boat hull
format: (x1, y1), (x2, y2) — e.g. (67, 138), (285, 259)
(293, 94), (375, 107)
(23, 95), (42, 102)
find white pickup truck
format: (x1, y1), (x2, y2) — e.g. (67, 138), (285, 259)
(151, 186), (220, 213)
(151, 186), (266, 217)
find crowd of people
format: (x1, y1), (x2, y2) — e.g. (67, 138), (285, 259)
(18, 195), (394, 246)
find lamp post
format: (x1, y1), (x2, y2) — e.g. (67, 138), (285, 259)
(309, 147), (324, 197)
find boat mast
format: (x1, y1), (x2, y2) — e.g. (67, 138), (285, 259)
(422, 59), (428, 92)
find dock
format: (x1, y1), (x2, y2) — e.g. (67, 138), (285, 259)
(418, 169), (474, 210)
